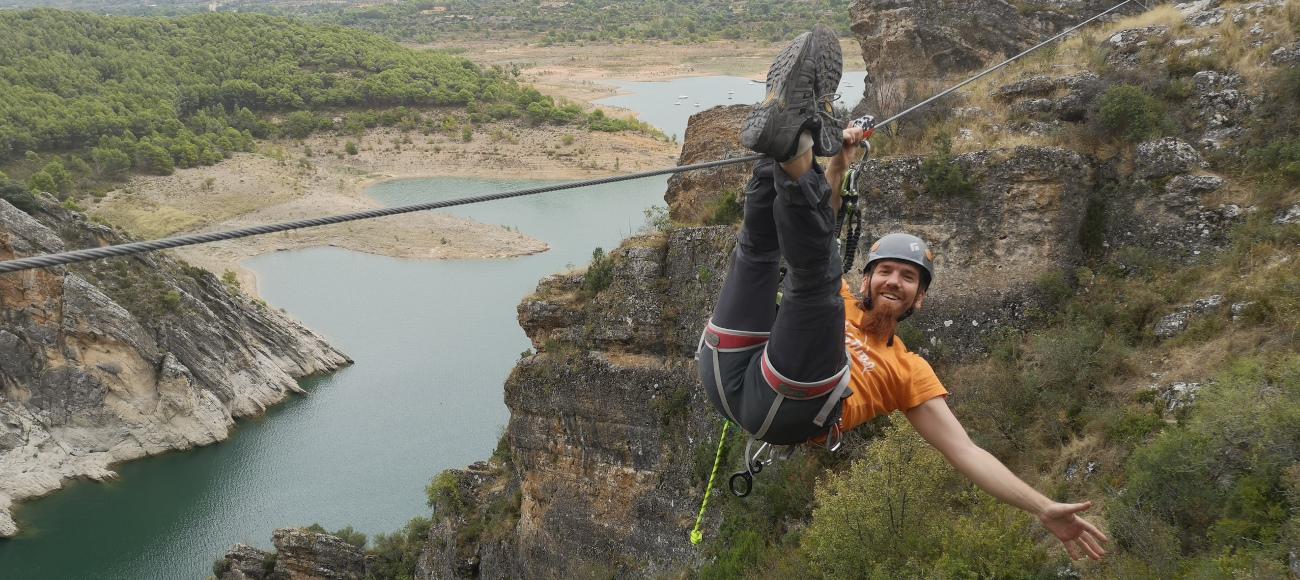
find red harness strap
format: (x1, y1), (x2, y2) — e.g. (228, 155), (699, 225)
(703, 322), (769, 352)
(759, 349), (842, 400)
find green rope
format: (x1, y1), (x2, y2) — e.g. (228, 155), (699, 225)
(690, 420), (732, 545)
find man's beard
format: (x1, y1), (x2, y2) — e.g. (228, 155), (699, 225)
(856, 291), (905, 334)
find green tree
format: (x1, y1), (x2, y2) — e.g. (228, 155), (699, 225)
(27, 171), (56, 194)
(281, 111), (318, 139)
(92, 146), (132, 178)
(135, 142), (174, 175)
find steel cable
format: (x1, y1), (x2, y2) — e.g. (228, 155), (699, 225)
(0, 154), (762, 274)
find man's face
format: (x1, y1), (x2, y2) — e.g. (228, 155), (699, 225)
(858, 259), (927, 318)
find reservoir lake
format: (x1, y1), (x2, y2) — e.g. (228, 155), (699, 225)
(0, 71), (866, 579)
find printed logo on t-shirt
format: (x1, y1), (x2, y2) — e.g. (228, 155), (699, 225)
(844, 321), (876, 372)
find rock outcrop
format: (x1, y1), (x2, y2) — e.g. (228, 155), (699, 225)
(852, 145), (1095, 358)
(418, 226), (732, 578)
(0, 199), (350, 537)
(663, 104), (756, 225)
(849, 0), (1137, 112)
(213, 528), (367, 580)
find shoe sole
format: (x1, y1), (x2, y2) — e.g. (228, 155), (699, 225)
(811, 24), (844, 157)
(741, 31), (816, 160)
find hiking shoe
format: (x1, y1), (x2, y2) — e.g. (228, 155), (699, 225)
(810, 24), (844, 158)
(741, 30), (820, 161)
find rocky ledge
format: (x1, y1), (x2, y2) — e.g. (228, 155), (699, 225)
(0, 198), (350, 537)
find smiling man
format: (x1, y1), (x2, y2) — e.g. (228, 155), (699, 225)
(697, 25), (1109, 561)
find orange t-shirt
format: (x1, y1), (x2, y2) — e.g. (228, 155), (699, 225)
(838, 281), (948, 431)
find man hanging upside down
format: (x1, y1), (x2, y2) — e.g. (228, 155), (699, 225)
(697, 24), (1109, 561)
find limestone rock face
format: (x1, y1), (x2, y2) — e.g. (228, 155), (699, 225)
(214, 529), (366, 580)
(849, 0), (1134, 112)
(663, 104), (756, 225)
(215, 544), (274, 580)
(852, 146), (1094, 358)
(0, 199), (350, 537)
(418, 227), (732, 579)
(271, 528), (367, 579)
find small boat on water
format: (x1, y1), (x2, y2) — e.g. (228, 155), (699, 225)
(679, 95), (689, 99)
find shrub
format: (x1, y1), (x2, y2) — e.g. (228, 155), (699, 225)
(280, 111), (318, 139)
(426, 470), (464, 516)
(704, 191), (743, 225)
(1095, 84), (1165, 142)
(1119, 355), (1300, 554)
(920, 134), (975, 197)
(303, 523), (366, 548)
(367, 516), (432, 580)
(801, 420), (956, 577)
(1244, 137), (1300, 184)
(0, 179), (37, 212)
(344, 141), (359, 156)
(579, 247), (614, 298)
(160, 290), (182, 312)
(934, 491), (1050, 579)
(27, 171), (56, 194)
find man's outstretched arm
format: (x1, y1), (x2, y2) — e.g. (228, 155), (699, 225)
(904, 397), (1110, 561)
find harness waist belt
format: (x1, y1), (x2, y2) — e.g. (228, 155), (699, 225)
(760, 349), (845, 400)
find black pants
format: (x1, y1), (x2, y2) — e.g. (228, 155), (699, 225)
(697, 158), (849, 445)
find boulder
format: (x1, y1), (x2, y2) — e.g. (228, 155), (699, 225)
(1165, 174), (1224, 197)
(1276, 204), (1300, 225)
(271, 528), (367, 580)
(1154, 294), (1224, 339)
(993, 75), (1056, 100)
(1270, 41), (1300, 67)
(1106, 26), (1169, 68)
(215, 544), (273, 580)
(1135, 138), (1202, 179)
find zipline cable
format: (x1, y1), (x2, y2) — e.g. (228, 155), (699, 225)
(0, 0), (1135, 276)
(0, 155), (761, 275)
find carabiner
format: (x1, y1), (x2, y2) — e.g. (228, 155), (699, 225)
(729, 471), (753, 497)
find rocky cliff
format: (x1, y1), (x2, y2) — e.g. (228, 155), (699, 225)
(0, 198), (350, 537)
(848, 0), (1140, 114)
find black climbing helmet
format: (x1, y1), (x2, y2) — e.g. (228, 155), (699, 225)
(863, 233), (935, 291)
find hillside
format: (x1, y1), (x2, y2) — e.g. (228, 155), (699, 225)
(0, 9), (655, 198)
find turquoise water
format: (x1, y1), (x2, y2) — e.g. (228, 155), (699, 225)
(0, 68), (865, 579)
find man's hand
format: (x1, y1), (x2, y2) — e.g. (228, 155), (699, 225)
(831, 126), (866, 170)
(1038, 501), (1109, 560)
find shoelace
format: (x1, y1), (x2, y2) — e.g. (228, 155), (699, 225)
(816, 92), (843, 128)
